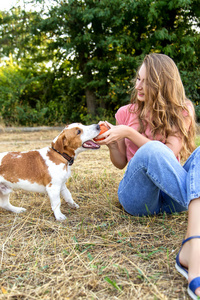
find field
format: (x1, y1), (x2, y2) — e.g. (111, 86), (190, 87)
(0, 128), (192, 299)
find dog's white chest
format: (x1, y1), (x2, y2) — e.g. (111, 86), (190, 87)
(40, 147), (71, 182)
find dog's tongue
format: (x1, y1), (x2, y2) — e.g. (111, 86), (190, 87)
(82, 140), (100, 149)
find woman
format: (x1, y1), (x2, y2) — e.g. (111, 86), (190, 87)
(97, 53), (200, 299)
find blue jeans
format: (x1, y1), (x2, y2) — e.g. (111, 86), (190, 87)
(118, 141), (200, 216)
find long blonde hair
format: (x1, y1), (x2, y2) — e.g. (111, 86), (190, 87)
(131, 53), (196, 160)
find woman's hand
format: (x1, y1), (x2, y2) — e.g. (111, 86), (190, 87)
(96, 121), (128, 146)
(95, 121), (128, 169)
(96, 121), (129, 169)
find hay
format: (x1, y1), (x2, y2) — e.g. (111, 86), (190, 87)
(0, 130), (190, 299)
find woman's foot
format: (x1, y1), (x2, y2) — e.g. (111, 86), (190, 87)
(179, 237), (200, 297)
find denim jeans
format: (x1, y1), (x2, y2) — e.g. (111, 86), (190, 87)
(118, 141), (200, 216)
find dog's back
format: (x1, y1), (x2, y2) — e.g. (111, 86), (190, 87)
(0, 149), (51, 192)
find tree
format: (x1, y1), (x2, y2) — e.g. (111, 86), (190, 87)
(0, 0), (199, 124)
(32, 0), (139, 115)
(33, 0), (200, 114)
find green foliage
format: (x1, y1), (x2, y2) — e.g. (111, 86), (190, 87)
(80, 107), (115, 125)
(0, 57), (50, 125)
(0, 0), (199, 125)
(15, 102), (48, 126)
(180, 68), (200, 121)
(0, 57), (36, 125)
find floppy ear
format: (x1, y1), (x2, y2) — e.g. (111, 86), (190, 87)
(52, 132), (67, 153)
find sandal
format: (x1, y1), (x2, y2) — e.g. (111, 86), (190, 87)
(188, 277), (200, 300)
(175, 236), (200, 299)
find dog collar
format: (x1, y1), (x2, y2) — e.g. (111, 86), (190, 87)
(52, 147), (74, 166)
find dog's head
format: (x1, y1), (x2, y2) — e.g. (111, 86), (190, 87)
(52, 123), (101, 159)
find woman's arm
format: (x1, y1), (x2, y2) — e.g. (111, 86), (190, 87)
(119, 125), (184, 158)
(165, 108), (193, 157)
(107, 139), (127, 169)
(97, 121), (151, 169)
(98, 121), (150, 146)
(97, 120), (186, 166)
(97, 121), (127, 169)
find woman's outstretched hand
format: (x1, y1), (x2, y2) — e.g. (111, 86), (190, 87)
(96, 121), (127, 146)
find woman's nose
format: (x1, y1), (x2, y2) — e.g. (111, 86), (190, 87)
(136, 81), (143, 90)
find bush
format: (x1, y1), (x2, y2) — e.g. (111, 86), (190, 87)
(180, 69), (200, 121)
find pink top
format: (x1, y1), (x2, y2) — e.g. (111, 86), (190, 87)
(115, 103), (193, 162)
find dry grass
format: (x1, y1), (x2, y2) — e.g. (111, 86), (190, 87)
(0, 129), (190, 299)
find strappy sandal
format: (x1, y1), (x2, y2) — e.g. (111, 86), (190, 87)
(175, 236), (200, 300)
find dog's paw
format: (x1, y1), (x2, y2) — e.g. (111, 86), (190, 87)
(13, 207), (26, 214)
(68, 202), (79, 209)
(55, 212), (67, 221)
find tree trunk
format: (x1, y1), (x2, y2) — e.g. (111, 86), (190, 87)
(85, 88), (96, 114)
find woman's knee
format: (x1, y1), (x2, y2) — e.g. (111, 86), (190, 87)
(139, 140), (167, 153)
(133, 141), (169, 162)
(192, 146), (200, 156)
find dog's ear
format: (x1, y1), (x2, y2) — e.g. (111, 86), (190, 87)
(52, 132), (67, 153)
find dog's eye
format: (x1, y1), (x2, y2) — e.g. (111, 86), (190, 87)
(77, 129), (81, 135)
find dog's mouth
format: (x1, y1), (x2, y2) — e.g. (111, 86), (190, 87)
(82, 140), (100, 149)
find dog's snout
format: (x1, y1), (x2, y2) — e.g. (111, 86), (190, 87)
(97, 124), (100, 130)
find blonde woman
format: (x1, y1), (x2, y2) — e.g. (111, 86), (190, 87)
(97, 53), (200, 299)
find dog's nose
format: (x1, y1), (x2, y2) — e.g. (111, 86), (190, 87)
(97, 124), (100, 130)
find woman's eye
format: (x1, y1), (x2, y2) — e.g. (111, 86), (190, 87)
(137, 77), (140, 81)
(77, 129), (81, 135)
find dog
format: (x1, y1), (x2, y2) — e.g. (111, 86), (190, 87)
(0, 123), (100, 220)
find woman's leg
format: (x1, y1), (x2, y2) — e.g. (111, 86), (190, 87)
(118, 141), (189, 215)
(118, 141), (200, 295)
(179, 144), (200, 295)
(178, 199), (200, 296)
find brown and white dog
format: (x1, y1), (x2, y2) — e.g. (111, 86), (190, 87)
(0, 123), (100, 220)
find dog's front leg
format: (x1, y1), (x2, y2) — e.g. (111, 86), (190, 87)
(46, 185), (66, 221)
(61, 184), (79, 209)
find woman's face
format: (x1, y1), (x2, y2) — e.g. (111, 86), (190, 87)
(135, 63), (146, 102)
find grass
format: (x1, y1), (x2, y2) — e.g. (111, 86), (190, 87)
(0, 129), (192, 299)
